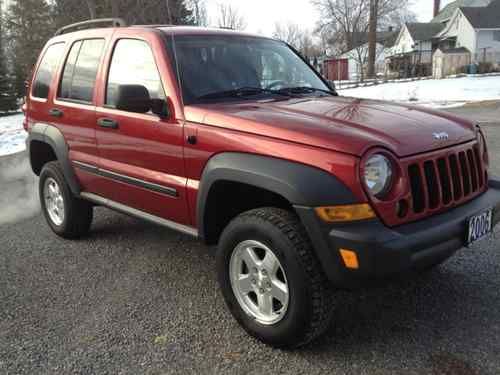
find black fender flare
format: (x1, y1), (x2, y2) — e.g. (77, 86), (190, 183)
(197, 152), (357, 239)
(27, 123), (80, 195)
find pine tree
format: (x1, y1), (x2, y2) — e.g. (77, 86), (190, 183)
(0, 1), (18, 112)
(5, 0), (54, 98)
(51, 0), (194, 27)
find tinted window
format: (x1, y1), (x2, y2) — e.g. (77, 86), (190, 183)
(32, 43), (65, 99)
(171, 35), (328, 104)
(106, 39), (165, 108)
(59, 39), (105, 103)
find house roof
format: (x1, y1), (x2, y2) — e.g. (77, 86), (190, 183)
(405, 23), (445, 42)
(349, 30), (399, 50)
(439, 47), (471, 54)
(460, 0), (500, 28)
(431, 0), (493, 23)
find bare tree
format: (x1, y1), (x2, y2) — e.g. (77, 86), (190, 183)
(84, 0), (96, 19)
(273, 22), (302, 48)
(188, 0), (209, 26)
(217, 3), (246, 30)
(312, 0), (413, 55)
(312, 0), (370, 53)
(274, 23), (322, 60)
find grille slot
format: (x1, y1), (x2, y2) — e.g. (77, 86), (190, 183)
(437, 158), (452, 205)
(408, 164), (425, 213)
(459, 152), (471, 196)
(423, 161), (440, 209)
(407, 144), (485, 217)
(449, 154), (462, 200)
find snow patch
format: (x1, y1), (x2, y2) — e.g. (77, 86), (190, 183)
(0, 114), (27, 157)
(339, 76), (500, 108)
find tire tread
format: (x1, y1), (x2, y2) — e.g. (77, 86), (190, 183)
(236, 207), (333, 347)
(40, 161), (93, 239)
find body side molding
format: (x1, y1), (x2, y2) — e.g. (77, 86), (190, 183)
(73, 161), (178, 197)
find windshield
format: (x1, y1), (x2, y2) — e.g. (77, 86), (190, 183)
(169, 35), (330, 104)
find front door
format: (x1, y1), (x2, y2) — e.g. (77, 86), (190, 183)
(95, 34), (189, 225)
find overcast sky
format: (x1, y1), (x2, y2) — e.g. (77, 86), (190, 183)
(205, 0), (456, 36)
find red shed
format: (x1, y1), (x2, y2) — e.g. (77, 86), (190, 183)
(323, 58), (348, 81)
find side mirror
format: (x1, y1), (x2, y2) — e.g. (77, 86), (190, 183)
(151, 98), (171, 119)
(116, 84), (151, 114)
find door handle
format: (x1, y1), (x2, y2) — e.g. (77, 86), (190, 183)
(49, 108), (63, 118)
(97, 118), (119, 129)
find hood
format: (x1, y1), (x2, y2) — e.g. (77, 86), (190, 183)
(184, 96), (477, 157)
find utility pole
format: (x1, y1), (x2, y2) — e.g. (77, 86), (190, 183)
(367, 0), (378, 79)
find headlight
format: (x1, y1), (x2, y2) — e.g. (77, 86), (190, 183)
(363, 154), (394, 198)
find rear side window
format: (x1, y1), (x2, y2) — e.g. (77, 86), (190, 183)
(32, 43), (65, 99)
(106, 39), (165, 109)
(58, 39), (105, 103)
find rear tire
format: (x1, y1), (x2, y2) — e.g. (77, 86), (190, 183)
(216, 207), (334, 348)
(39, 161), (93, 239)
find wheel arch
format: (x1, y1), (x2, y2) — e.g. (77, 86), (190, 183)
(197, 152), (357, 245)
(27, 123), (80, 195)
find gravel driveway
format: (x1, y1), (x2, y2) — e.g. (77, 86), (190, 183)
(1, 104), (499, 374)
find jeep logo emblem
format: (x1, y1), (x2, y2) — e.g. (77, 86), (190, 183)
(433, 132), (449, 141)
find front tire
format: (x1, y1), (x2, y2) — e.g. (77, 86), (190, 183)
(216, 208), (333, 348)
(39, 161), (93, 239)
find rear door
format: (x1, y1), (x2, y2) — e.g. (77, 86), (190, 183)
(28, 41), (66, 140)
(95, 30), (189, 225)
(51, 32), (110, 193)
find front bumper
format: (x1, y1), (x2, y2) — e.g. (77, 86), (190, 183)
(295, 177), (500, 288)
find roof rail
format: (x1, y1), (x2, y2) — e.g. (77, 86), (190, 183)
(54, 18), (127, 36)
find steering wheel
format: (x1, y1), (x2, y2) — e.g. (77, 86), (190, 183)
(265, 80), (288, 90)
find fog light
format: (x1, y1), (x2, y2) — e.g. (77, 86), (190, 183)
(340, 249), (359, 269)
(315, 204), (376, 223)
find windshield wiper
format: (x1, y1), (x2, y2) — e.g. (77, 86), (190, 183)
(197, 87), (291, 100)
(275, 86), (337, 96)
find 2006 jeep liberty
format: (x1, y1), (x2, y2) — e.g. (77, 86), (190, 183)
(25, 19), (500, 348)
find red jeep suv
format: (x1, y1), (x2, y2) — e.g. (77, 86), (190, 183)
(25, 19), (500, 348)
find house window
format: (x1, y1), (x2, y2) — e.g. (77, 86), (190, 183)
(494, 31), (500, 42)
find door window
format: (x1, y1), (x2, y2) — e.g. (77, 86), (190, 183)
(58, 39), (105, 103)
(106, 39), (165, 111)
(32, 43), (66, 99)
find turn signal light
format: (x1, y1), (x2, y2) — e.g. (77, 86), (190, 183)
(315, 204), (376, 223)
(340, 249), (359, 269)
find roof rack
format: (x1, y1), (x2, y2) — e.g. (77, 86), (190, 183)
(55, 18), (127, 36)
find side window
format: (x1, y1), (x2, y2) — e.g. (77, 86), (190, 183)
(32, 43), (65, 99)
(106, 39), (165, 110)
(58, 39), (105, 103)
(494, 30), (500, 42)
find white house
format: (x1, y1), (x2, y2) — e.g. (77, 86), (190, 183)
(339, 30), (398, 80)
(435, 0), (500, 63)
(340, 42), (387, 79)
(388, 23), (445, 63)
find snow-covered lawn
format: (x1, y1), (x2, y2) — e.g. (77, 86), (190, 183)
(339, 76), (500, 108)
(0, 113), (27, 157)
